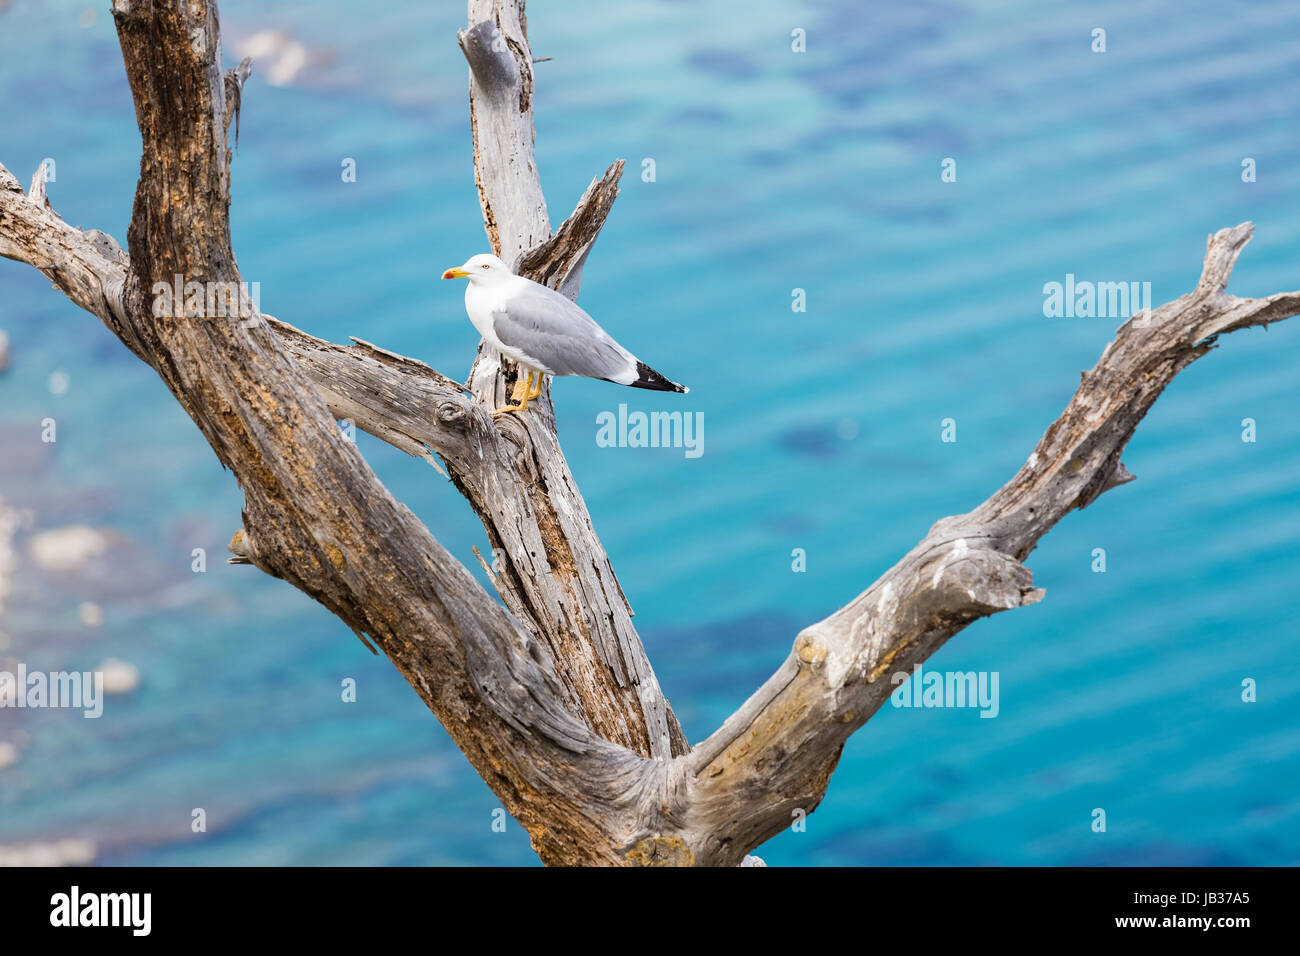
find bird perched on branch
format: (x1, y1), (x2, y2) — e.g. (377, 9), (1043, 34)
(442, 254), (689, 416)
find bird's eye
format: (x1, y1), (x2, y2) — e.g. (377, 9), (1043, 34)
(481, 264), (490, 270)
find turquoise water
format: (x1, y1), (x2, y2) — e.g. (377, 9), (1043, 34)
(1, 0), (1298, 865)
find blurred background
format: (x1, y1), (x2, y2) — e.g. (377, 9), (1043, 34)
(1, 0), (1297, 866)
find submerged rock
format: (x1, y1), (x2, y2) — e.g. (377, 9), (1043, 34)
(238, 30), (317, 87)
(28, 526), (111, 573)
(0, 838), (97, 867)
(97, 658), (141, 695)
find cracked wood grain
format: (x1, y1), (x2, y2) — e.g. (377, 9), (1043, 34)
(2, 0), (1297, 866)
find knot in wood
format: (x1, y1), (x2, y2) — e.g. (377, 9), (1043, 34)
(624, 835), (694, 867)
(436, 400), (465, 425)
(795, 632), (827, 666)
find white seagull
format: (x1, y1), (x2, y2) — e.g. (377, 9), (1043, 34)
(442, 254), (689, 415)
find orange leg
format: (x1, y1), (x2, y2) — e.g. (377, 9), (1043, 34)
(494, 370), (537, 416)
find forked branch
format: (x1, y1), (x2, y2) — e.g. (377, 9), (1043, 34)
(1, 0), (1296, 866)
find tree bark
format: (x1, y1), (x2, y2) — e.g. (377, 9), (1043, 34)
(1, 0), (1297, 866)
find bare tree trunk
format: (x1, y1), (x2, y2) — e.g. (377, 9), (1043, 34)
(1, 0), (1297, 866)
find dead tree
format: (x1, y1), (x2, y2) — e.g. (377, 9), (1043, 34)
(1, 0), (1297, 866)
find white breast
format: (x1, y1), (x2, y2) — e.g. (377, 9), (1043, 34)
(464, 283), (503, 345)
(464, 281), (551, 372)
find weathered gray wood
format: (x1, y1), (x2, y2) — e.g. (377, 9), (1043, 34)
(3, 0), (655, 866)
(661, 222), (1300, 865)
(0, 138), (685, 763)
(2, 0), (1298, 867)
(520, 160), (624, 300)
(455, 4), (686, 761)
(0, 162), (138, 357)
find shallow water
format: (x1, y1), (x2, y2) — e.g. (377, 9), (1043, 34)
(1, 0), (1297, 865)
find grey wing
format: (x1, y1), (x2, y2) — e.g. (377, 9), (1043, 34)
(492, 284), (637, 382)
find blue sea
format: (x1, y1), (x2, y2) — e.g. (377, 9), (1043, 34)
(1, 0), (1297, 866)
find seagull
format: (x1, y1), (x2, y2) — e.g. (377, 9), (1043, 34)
(442, 254), (689, 416)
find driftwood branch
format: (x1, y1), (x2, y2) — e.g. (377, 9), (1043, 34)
(664, 222), (1300, 863)
(3, 0), (657, 866)
(2, 0), (1297, 866)
(452, 1), (687, 760)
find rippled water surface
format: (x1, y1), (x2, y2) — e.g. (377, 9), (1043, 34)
(1, 0), (1297, 865)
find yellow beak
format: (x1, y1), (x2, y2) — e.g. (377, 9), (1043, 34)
(442, 267), (470, 279)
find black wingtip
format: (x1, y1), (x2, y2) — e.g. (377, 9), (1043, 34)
(631, 361), (688, 393)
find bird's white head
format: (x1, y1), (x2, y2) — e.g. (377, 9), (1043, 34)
(442, 253), (511, 284)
